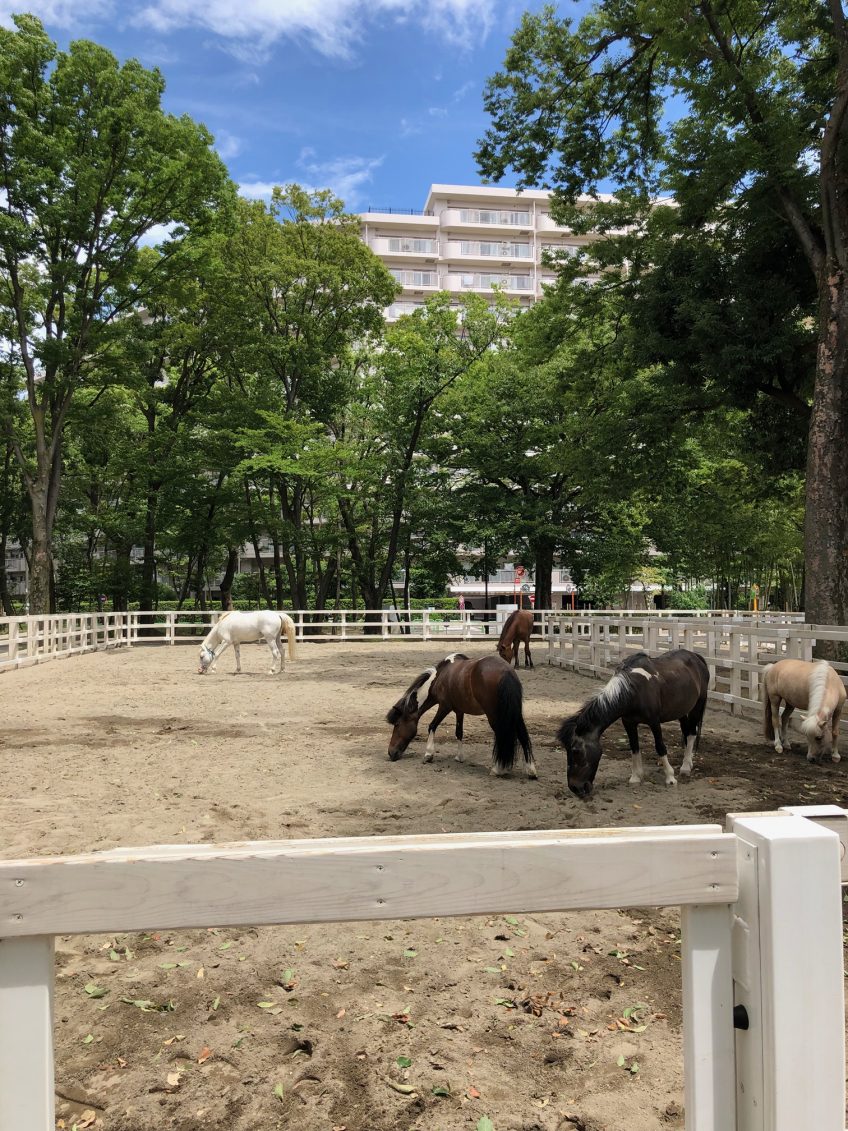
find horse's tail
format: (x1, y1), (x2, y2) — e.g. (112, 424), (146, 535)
(492, 669), (531, 773)
(762, 664), (775, 740)
(281, 614), (297, 661)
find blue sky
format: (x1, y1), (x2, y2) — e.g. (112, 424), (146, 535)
(0, 1), (571, 212)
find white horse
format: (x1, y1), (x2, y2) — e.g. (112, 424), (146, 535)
(198, 611), (297, 675)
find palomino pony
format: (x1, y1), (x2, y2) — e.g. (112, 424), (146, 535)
(496, 608), (534, 669)
(386, 653), (537, 778)
(556, 649), (710, 799)
(762, 659), (846, 763)
(197, 610), (296, 675)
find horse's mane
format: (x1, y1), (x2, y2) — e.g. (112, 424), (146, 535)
(386, 667), (436, 724)
(556, 657), (643, 745)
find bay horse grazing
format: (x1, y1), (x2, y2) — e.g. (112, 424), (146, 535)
(197, 610), (296, 675)
(386, 653), (537, 778)
(497, 608), (534, 669)
(762, 659), (846, 763)
(556, 649), (710, 799)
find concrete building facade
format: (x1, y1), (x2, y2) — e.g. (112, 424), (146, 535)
(360, 183), (601, 320)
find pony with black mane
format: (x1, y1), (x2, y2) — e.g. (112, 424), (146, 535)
(386, 653), (537, 778)
(496, 608), (534, 669)
(556, 649), (710, 799)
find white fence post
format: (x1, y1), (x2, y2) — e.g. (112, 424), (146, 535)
(680, 904), (735, 1131)
(0, 935), (54, 1129)
(422, 609), (430, 641)
(728, 813), (845, 1131)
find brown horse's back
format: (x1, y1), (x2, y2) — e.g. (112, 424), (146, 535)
(437, 653), (513, 715)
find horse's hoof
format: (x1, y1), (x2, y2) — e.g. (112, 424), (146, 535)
(679, 766), (692, 778)
(666, 777), (678, 786)
(526, 764), (538, 780)
(832, 752), (841, 763)
(490, 766), (507, 777)
(628, 775), (643, 785)
(423, 753), (434, 764)
(454, 754), (464, 762)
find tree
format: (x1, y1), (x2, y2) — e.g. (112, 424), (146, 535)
(477, 1), (848, 643)
(0, 15), (233, 612)
(333, 294), (510, 615)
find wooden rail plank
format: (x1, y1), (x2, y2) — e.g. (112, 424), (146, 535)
(0, 827), (738, 937)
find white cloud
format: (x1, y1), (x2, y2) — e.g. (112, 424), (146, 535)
(139, 221), (177, 247)
(239, 153), (383, 209)
(238, 180), (278, 201)
(132, 0), (499, 60)
(0, 0), (112, 27)
(297, 152), (384, 208)
(214, 129), (243, 160)
(428, 106), (448, 118)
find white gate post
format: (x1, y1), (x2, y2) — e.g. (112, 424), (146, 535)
(0, 935), (55, 1129)
(728, 813), (845, 1131)
(680, 904), (735, 1131)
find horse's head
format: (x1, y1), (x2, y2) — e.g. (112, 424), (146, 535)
(198, 643), (215, 675)
(496, 639), (510, 662)
(556, 715), (602, 799)
(802, 709), (832, 762)
(385, 701), (418, 761)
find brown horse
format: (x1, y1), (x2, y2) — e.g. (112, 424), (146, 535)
(762, 659), (846, 763)
(556, 649), (710, 798)
(496, 608), (534, 669)
(386, 653), (537, 777)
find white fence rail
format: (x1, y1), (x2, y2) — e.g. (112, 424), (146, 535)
(0, 606), (816, 674)
(0, 806), (845, 1129)
(546, 613), (848, 723)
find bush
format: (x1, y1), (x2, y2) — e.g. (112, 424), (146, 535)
(665, 587), (710, 610)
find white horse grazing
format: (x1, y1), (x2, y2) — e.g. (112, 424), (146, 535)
(762, 658), (846, 763)
(198, 611), (297, 676)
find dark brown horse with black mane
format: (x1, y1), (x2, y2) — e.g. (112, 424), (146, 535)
(386, 653), (536, 778)
(556, 649), (710, 799)
(496, 609), (534, 669)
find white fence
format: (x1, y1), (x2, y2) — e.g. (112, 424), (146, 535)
(546, 613), (848, 724)
(0, 805), (845, 1129)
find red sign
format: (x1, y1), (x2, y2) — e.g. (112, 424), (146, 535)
(514, 564), (526, 580)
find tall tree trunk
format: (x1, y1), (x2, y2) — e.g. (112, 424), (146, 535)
(29, 482), (52, 614)
(0, 532), (13, 615)
(140, 487), (160, 612)
(219, 547), (238, 610)
(533, 537), (555, 611)
(805, 267), (848, 656)
(244, 479), (271, 606)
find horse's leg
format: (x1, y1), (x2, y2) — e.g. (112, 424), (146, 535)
(232, 643), (241, 674)
(769, 694), (786, 752)
(454, 713), (464, 762)
(212, 640), (229, 673)
(423, 705), (451, 763)
(832, 705), (843, 762)
(624, 719), (643, 784)
(524, 636), (533, 669)
(650, 723), (676, 786)
(779, 703), (794, 754)
(512, 639), (520, 669)
(266, 637), (283, 669)
(680, 695), (706, 777)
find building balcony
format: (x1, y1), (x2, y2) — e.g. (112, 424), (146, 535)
(369, 236), (439, 259)
(389, 269), (442, 289)
(439, 207), (533, 234)
(444, 239), (532, 263)
(444, 272), (534, 294)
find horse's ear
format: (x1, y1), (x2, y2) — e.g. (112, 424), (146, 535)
(386, 705), (402, 724)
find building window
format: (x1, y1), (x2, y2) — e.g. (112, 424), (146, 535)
(388, 237), (435, 253)
(458, 209), (531, 226)
(390, 269), (436, 286)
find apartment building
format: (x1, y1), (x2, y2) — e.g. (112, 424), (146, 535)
(359, 183), (602, 320)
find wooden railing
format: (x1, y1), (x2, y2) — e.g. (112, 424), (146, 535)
(545, 613), (848, 722)
(0, 806), (845, 1129)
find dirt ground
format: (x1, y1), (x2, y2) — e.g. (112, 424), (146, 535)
(1, 638), (846, 1131)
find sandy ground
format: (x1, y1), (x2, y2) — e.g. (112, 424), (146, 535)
(1, 638), (845, 1131)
